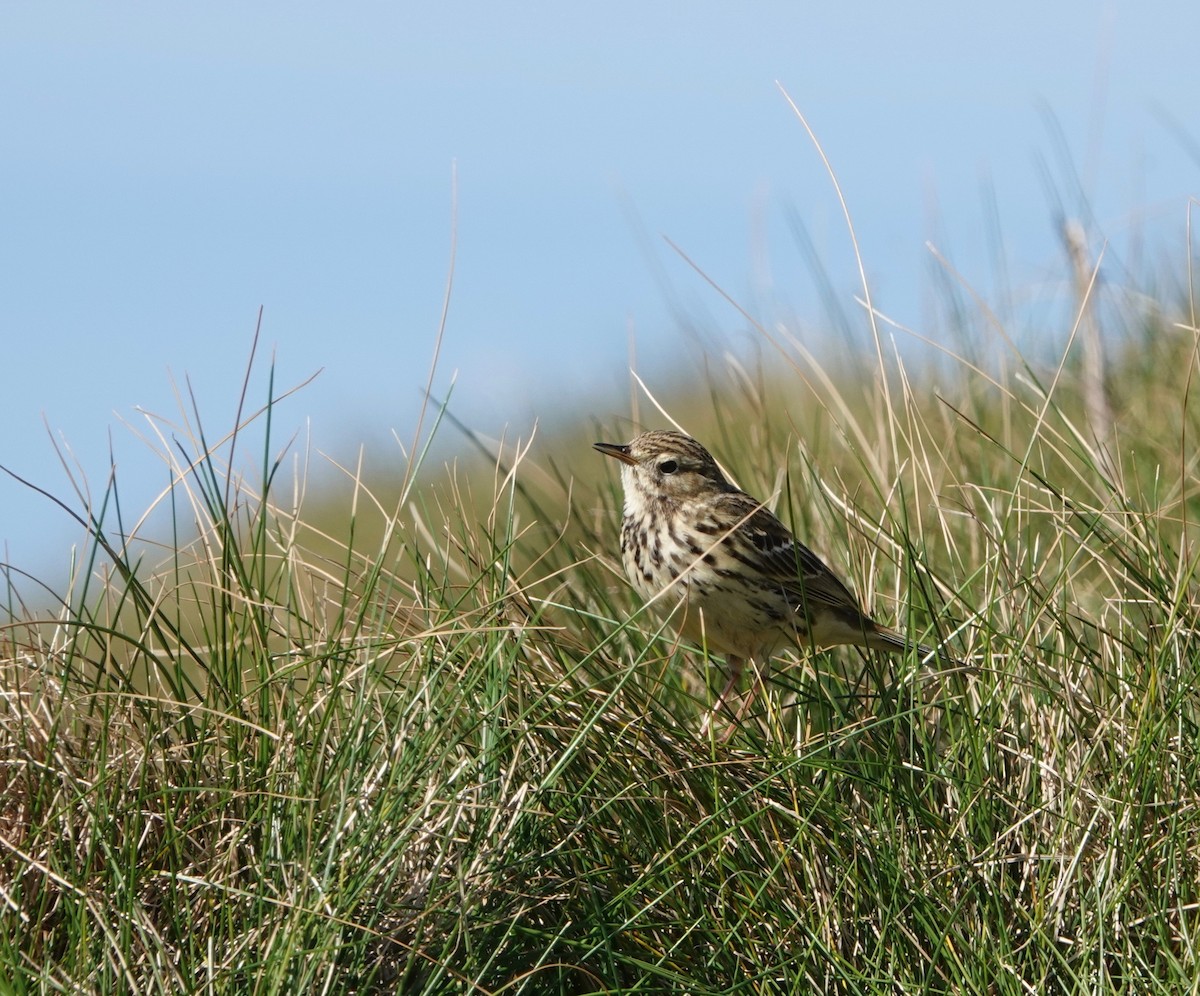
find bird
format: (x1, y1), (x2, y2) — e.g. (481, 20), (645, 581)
(594, 429), (955, 736)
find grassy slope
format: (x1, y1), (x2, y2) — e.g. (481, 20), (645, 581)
(3, 286), (1200, 994)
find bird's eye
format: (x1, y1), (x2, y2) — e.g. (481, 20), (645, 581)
(659, 459), (679, 475)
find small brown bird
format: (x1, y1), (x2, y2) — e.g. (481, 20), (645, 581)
(595, 429), (953, 735)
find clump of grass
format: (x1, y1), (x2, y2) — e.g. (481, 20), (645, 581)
(4, 248), (1200, 994)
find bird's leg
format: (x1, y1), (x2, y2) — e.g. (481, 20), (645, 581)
(700, 655), (745, 737)
(725, 659), (772, 741)
(740, 659), (768, 716)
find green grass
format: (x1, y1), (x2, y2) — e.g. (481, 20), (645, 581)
(4, 261), (1200, 993)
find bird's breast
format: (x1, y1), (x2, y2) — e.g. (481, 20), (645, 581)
(620, 510), (799, 659)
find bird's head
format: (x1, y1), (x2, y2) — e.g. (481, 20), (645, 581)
(594, 430), (729, 507)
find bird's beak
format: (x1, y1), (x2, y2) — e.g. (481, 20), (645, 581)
(593, 441), (637, 466)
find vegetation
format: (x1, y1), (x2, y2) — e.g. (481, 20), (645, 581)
(3, 231), (1200, 993)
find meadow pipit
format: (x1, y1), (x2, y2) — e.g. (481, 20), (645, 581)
(595, 429), (955, 735)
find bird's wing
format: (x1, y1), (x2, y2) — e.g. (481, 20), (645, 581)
(710, 492), (864, 615)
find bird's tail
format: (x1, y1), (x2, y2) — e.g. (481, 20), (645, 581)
(866, 625), (965, 670)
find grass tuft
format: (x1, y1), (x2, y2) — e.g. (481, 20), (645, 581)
(5, 252), (1200, 993)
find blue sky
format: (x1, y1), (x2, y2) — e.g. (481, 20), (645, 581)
(2, 3), (1198, 578)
